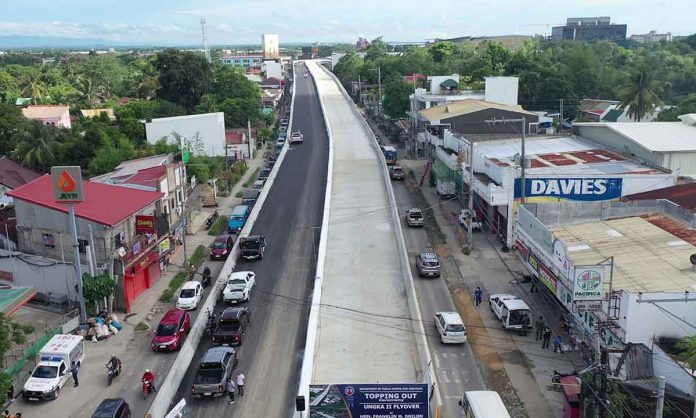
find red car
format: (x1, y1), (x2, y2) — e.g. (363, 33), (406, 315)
(151, 309), (190, 352)
(210, 234), (234, 260)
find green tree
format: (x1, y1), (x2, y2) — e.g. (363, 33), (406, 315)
(676, 336), (696, 372)
(0, 313), (33, 405)
(13, 122), (62, 171)
(365, 37), (388, 62)
(82, 274), (118, 312)
(429, 41), (456, 63)
(382, 80), (413, 118)
(0, 103), (28, 156)
(154, 49), (213, 110)
(88, 136), (136, 176)
(334, 53), (364, 87)
(618, 63), (669, 121)
(19, 67), (46, 104)
(658, 93), (696, 121)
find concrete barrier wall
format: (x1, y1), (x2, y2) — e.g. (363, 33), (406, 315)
(148, 67), (299, 418)
(295, 61), (335, 418)
(319, 65), (443, 414)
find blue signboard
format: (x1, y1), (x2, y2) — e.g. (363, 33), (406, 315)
(514, 178), (622, 201)
(309, 383), (429, 418)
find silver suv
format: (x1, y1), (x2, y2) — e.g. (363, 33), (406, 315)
(416, 250), (440, 277)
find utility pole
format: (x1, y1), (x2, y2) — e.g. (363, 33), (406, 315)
(559, 98), (564, 131)
(656, 376), (666, 418)
(377, 66), (382, 119)
(467, 139), (475, 251)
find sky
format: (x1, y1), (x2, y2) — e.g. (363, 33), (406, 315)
(0, 0), (693, 46)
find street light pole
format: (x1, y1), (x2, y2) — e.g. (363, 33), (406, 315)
(69, 205), (88, 323)
(377, 66), (382, 119)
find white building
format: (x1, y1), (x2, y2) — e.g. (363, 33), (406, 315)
(575, 114), (696, 178)
(263, 60), (283, 80)
(515, 201), (696, 398)
(262, 33), (279, 60)
(145, 113), (226, 157)
(630, 30), (673, 43)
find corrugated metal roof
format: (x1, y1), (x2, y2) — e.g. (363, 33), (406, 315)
(21, 105), (69, 119)
(80, 108), (116, 120)
(419, 98), (536, 123)
(575, 120), (696, 152)
(624, 184), (696, 211)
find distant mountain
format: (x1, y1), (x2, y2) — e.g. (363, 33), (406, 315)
(0, 35), (125, 49)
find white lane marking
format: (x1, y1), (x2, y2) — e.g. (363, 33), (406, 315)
(441, 369), (451, 384)
(432, 352), (440, 369)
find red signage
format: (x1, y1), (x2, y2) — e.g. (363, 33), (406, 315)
(135, 215), (156, 234)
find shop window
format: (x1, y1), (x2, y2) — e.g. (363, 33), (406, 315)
(42, 233), (56, 248)
(78, 239), (89, 254)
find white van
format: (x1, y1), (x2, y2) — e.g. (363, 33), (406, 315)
(22, 334), (84, 401)
(489, 294), (533, 332)
(434, 311), (467, 344)
(459, 391), (511, 418)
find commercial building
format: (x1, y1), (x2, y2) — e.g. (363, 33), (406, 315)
(551, 17), (627, 42)
(262, 33), (280, 60)
(575, 114), (696, 178)
(21, 105), (71, 129)
(0, 157), (41, 207)
(446, 134), (676, 245)
(220, 54), (263, 68)
(514, 201), (696, 404)
(7, 176), (168, 312)
(262, 60), (283, 80)
(225, 129), (253, 160)
(145, 112), (226, 157)
(577, 98), (662, 122)
(630, 30), (673, 43)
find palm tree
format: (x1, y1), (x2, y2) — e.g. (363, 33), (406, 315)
(20, 70), (46, 104)
(617, 63), (669, 122)
(13, 123), (60, 171)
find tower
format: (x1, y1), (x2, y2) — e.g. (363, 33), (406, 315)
(200, 18), (211, 63)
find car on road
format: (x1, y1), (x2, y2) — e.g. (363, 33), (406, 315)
(151, 308), (190, 352)
(434, 311), (467, 344)
(405, 208), (424, 227)
(222, 271), (256, 303)
(239, 235), (266, 260)
(211, 307), (251, 346)
(191, 346), (238, 399)
(489, 294), (532, 332)
(210, 234), (234, 260)
(176, 281), (203, 310)
(91, 398), (131, 418)
(389, 165), (405, 180)
(459, 209), (483, 231)
(259, 168), (271, 181)
(416, 250), (441, 277)
(289, 130), (304, 144)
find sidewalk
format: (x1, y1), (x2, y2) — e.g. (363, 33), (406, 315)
(401, 157), (578, 418)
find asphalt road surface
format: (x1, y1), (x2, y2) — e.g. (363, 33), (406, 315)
(392, 179), (485, 416)
(175, 64), (329, 417)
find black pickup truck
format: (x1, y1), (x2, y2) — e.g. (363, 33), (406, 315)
(211, 307), (251, 346)
(239, 235), (266, 260)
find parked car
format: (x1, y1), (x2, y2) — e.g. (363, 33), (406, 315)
(191, 346), (238, 399)
(211, 307), (251, 346)
(252, 180), (265, 190)
(222, 271), (256, 304)
(210, 234), (234, 260)
(227, 205), (250, 234)
(416, 250), (441, 278)
(289, 130), (304, 144)
(91, 398), (131, 418)
(389, 165), (405, 180)
(242, 189), (260, 207)
(434, 312), (467, 344)
(459, 209), (483, 230)
(239, 235), (266, 260)
(259, 168), (271, 181)
(176, 281), (203, 310)
(280, 118), (289, 126)
(405, 208), (424, 227)
(151, 309), (190, 352)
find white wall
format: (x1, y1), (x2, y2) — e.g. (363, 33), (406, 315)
(330, 53), (346, 70)
(428, 74), (459, 94)
(145, 113), (226, 157)
(620, 291), (696, 346)
(652, 344), (696, 396)
(263, 61), (283, 80)
(485, 77), (519, 106)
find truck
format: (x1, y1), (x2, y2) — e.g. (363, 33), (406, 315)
(222, 271), (256, 303)
(191, 346), (238, 399)
(405, 208), (424, 227)
(211, 307), (251, 346)
(23, 334), (85, 401)
(239, 235), (266, 260)
(382, 146), (397, 165)
(436, 179), (456, 199)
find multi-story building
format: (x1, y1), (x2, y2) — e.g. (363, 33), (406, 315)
(220, 54), (263, 68)
(21, 105), (71, 129)
(630, 30), (673, 43)
(552, 17), (627, 42)
(262, 33), (280, 60)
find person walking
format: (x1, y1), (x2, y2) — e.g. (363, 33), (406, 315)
(70, 360), (80, 387)
(474, 287), (482, 307)
(3, 410), (12, 418)
(236, 372), (245, 397)
(553, 335), (564, 353)
(542, 327), (551, 349)
(535, 316), (545, 341)
(226, 378), (236, 404)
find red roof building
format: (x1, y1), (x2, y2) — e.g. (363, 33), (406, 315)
(623, 184), (696, 212)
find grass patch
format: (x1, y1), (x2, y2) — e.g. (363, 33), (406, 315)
(134, 322), (150, 332)
(235, 191), (243, 198)
(208, 215), (229, 236)
(158, 245), (207, 303)
(243, 168), (260, 187)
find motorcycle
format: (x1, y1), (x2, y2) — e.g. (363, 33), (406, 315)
(201, 267), (211, 288)
(204, 210), (219, 230)
(142, 379), (154, 399)
(106, 363), (119, 386)
(205, 308), (216, 337)
(552, 369), (577, 391)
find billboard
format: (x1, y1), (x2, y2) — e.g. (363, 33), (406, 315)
(51, 166), (84, 203)
(309, 384), (428, 418)
(573, 266), (605, 301)
(135, 215), (156, 234)
(514, 178), (623, 201)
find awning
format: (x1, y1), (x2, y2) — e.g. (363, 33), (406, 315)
(439, 78), (459, 88)
(0, 287), (37, 317)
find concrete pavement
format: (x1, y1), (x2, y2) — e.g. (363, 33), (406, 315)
(8, 154), (265, 418)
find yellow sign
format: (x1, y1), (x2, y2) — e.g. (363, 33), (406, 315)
(158, 238), (171, 254)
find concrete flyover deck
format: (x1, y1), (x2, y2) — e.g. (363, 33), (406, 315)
(310, 63), (421, 384)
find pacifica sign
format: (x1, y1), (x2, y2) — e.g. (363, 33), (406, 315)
(514, 178), (622, 201)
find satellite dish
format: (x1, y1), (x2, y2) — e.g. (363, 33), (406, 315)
(690, 254), (696, 265)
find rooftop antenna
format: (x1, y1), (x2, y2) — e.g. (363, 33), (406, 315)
(200, 18), (211, 63)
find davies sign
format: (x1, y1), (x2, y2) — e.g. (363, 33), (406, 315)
(514, 178), (622, 201)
